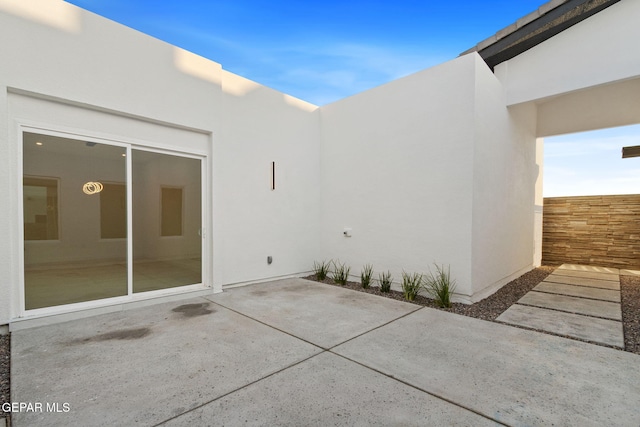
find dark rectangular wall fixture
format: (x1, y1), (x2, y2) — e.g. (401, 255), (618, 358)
(622, 145), (640, 158)
(271, 161), (276, 190)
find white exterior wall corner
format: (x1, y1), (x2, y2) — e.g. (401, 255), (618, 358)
(0, 87), (12, 325)
(0, 0), (323, 323)
(495, 0), (640, 107)
(319, 54), (479, 298)
(534, 137), (544, 267)
(216, 71), (321, 287)
(471, 55), (538, 302)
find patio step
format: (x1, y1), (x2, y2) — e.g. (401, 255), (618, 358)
(497, 264), (625, 348)
(518, 291), (621, 320)
(542, 274), (620, 290)
(533, 282), (620, 302)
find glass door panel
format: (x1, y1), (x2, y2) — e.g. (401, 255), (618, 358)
(23, 132), (127, 309)
(132, 150), (202, 293)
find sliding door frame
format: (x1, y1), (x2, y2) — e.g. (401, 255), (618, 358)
(17, 122), (210, 319)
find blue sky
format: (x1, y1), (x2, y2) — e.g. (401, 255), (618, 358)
(66, 0), (545, 105)
(544, 125), (640, 197)
(66, 0), (639, 197)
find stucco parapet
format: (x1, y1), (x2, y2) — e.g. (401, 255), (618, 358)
(496, 23), (518, 40)
(459, 46), (477, 56)
(476, 35), (498, 52)
(462, 0), (571, 54)
(539, 0), (570, 15)
(516, 10), (541, 28)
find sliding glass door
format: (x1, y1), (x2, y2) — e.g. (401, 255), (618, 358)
(22, 131), (203, 311)
(132, 150), (202, 293)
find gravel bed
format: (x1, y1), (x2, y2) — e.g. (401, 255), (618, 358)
(305, 266), (555, 321)
(1, 333), (9, 422)
(621, 275), (640, 354)
(306, 265), (640, 355)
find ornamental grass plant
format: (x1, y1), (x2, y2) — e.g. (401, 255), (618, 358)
(361, 264), (374, 289)
(332, 261), (351, 286)
(378, 271), (393, 293)
(312, 260), (332, 280)
(401, 271), (423, 302)
(425, 264), (456, 308)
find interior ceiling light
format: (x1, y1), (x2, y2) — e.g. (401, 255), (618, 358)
(622, 145), (640, 158)
(82, 181), (103, 195)
(36, 142), (43, 146)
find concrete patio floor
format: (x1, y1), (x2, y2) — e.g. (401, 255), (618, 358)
(11, 278), (640, 426)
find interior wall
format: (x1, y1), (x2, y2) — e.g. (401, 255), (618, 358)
(319, 54), (477, 298)
(23, 138), (126, 266)
(132, 153), (202, 261)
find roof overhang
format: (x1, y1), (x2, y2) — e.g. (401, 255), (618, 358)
(622, 146), (640, 159)
(462, 0), (622, 70)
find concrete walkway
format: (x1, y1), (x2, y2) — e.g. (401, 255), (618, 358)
(497, 264), (627, 347)
(10, 278), (640, 426)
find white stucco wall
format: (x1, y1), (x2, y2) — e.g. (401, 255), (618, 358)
(0, 0), (223, 130)
(533, 138), (544, 267)
(0, 0), (322, 323)
(216, 71), (321, 286)
(471, 56), (538, 300)
(319, 54), (539, 302)
(320, 55), (478, 298)
(0, 0), (223, 323)
(536, 77), (640, 137)
(3, 0), (635, 324)
(0, 87), (13, 325)
(495, 0), (640, 108)
(492, 0), (640, 265)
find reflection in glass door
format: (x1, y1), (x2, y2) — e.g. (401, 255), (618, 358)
(132, 150), (202, 293)
(22, 131), (203, 311)
(23, 132), (128, 309)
